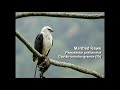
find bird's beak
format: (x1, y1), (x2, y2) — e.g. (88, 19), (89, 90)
(51, 29), (54, 32)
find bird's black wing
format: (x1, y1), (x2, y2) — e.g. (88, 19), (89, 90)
(33, 33), (43, 62)
(34, 33), (43, 53)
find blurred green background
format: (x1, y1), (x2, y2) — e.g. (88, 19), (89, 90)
(16, 12), (104, 78)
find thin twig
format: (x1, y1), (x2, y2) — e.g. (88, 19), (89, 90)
(34, 64), (37, 78)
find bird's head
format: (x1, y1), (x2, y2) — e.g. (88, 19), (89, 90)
(41, 26), (53, 33)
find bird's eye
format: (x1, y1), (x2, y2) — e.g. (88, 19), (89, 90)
(48, 29), (51, 30)
(48, 28), (53, 32)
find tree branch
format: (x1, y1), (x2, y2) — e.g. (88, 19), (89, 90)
(16, 31), (104, 78)
(16, 31), (44, 58)
(16, 12), (104, 19)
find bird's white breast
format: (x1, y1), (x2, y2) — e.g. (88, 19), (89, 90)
(42, 32), (53, 56)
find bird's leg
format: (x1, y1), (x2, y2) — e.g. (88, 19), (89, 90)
(38, 56), (50, 78)
(38, 61), (46, 78)
(45, 56), (49, 60)
(38, 57), (50, 70)
(40, 71), (43, 78)
(38, 61), (46, 71)
(40, 70), (45, 78)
